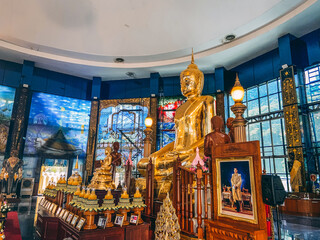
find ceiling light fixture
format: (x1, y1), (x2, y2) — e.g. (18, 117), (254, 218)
(224, 34), (236, 42)
(126, 72), (135, 78)
(114, 57), (124, 63)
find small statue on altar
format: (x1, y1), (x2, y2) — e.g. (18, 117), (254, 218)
(204, 116), (231, 162)
(0, 150), (23, 195)
(226, 117), (235, 143)
(88, 146), (115, 190)
(111, 142), (122, 182)
(124, 152), (133, 191)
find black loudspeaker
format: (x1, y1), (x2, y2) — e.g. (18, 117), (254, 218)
(261, 175), (287, 206)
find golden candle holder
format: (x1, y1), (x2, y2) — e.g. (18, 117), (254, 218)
(104, 209), (115, 228)
(118, 208), (130, 226)
(83, 210), (98, 230)
(132, 207), (144, 224)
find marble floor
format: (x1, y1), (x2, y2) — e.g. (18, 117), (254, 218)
(6, 196), (320, 240)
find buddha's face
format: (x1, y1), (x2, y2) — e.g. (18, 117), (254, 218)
(181, 72), (199, 98)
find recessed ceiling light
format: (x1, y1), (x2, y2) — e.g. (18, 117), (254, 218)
(126, 72), (135, 78)
(114, 57), (124, 63)
(225, 34), (236, 42)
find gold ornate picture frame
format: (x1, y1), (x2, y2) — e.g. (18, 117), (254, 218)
(211, 141), (267, 230)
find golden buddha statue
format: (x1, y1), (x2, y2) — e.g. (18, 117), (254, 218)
(137, 52), (215, 194)
(88, 147), (116, 190)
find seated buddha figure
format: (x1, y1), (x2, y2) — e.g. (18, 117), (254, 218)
(89, 146), (115, 190)
(137, 53), (215, 192)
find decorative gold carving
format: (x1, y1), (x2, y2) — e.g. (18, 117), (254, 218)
(85, 100), (99, 181)
(280, 66), (305, 191)
(155, 193), (180, 240)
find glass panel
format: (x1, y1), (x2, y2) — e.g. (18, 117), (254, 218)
(274, 158), (286, 173)
(310, 112), (320, 143)
(247, 87), (258, 101)
(157, 97), (185, 150)
(269, 94), (280, 112)
(271, 119), (283, 145)
(259, 84), (267, 97)
(248, 123), (261, 142)
(273, 146), (285, 156)
(247, 100), (259, 116)
(263, 147), (273, 156)
(268, 80), (278, 94)
(260, 97), (269, 114)
(261, 121), (271, 147)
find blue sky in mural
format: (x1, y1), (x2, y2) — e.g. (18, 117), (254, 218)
(23, 93), (91, 178)
(0, 85), (15, 154)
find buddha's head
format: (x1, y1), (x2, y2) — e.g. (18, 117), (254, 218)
(180, 51), (204, 99)
(105, 146), (112, 156)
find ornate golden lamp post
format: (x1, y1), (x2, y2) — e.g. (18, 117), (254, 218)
(144, 115), (153, 157)
(231, 74), (247, 143)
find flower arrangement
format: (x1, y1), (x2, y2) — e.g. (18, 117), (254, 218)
(0, 201), (10, 215)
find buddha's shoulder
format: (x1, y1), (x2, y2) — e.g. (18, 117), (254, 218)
(198, 95), (214, 102)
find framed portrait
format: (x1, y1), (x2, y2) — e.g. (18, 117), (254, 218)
(49, 203), (55, 212)
(76, 217), (86, 231)
(66, 213), (74, 224)
(39, 198), (45, 206)
(56, 207), (62, 217)
(71, 215), (79, 227)
(97, 217), (106, 229)
(114, 214), (124, 227)
(46, 202), (51, 209)
(62, 210), (70, 221)
(211, 141), (267, 229)
(52, 204), (58, 214)
(129, 215), (138, 225)
(59, 209), (66, 219)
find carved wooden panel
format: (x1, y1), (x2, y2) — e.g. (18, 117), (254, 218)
(85, 100), (99, 181)
(280, 66), (305, 189)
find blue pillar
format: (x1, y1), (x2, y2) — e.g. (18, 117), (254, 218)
(91, 76), (101, 99)
(21, 60), (34, 86)
(150, 72), (160, 96)
(278, 34), (294, 66)
(215, 67), (225, 92)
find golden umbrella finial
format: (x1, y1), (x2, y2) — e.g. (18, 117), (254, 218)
(75, 155), (79, 169)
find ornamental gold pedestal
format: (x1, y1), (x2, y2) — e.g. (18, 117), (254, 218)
(118, 208), (130, 226)
(132, 207), (144, 224)
(104, 209), (115, 228)
(83, 211), (98, 230)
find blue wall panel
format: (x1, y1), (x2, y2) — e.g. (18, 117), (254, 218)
(0, 60), (5, 85)
(3, 61), (22, 87)
(302, 28), (320, 66)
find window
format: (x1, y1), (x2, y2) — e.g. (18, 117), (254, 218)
(226, 79), (290, 190)
(157, 97), (185, 150)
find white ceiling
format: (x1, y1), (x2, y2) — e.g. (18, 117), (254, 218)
(0, 0), (319, 80)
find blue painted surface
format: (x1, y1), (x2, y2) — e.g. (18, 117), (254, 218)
(0, 28), (319, 99)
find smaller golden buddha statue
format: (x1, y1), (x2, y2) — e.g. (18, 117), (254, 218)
(88, 189), (97, 200)
(88, 146), (115, 190)
(121, 187), (129, 199)
(134, 187), (142, 198)
(105, 188), (113, 200)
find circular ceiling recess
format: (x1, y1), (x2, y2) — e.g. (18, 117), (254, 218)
(0, 0), (319, 79)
